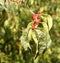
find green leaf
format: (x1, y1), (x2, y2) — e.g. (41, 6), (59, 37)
(32, 30), (38, 45)
(30, 0), (34, 5)
(47, 15), (53, 30)
(41, 22), (49, 33)
(28, 29), (32, 41)
(4, 18), (11, 28)
(35, 28), (51, 54)
(39, 33), (51, 54)
(31, 30), (38, 55)
(0, 27), (5, 37)
(40, 15), (47, 23)
(41, 14), (53, 31)
(0, 0), (4, 5)
(0, 39), (5, 44)
(27, 22), (34, 30)
(40, 6), (47, 12)
(20, 29), (31, 50)
(34, 56), (39, 63)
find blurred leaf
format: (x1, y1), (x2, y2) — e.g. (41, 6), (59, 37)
(20, 29), (31, 50)
(41, 22), (48, 33)
(47, 15), (53, 30)
(28, 29), (32, 41)
(0, 39), (5, 44)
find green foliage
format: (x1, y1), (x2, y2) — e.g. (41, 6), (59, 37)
(0, 0), (60, 63)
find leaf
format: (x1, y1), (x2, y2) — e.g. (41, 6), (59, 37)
(40, 15), (47, 23)
(35, 28), (51, 54)
(0, 27), (5, 37)
(0, 0), (4, 5)
(0, 39), (5, 44)
(34, 56), (39, 63)
(30, 0), (34, 5)
(27, 22), (34, 30)
(31, 30), (38, 56)
(41, 22), (49, 33)
(20, 22), (34, 51)
(40, 7), (44, 12)
(39, 33), (51, 54)
(46, 33), (52, 48)
(4, 18), (11, 28)
(28, 29), (32, 41)
(20, 29), (31, 50)
(47, 15), (53, 30)
(32, 30), (38, 45)
(40, 6), (47, 13)
(41, 14), (53, 31)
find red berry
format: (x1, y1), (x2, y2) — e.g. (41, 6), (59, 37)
(34, 24), (38, 28)
(34, 19), (40, 24)
(32, 12), (41, 30)
(32, 25), (35, 30)
(37, 11), (41, 18)
(34, 18), (38, 22)
(37, 11), (40, 14)
(19, 0), (23, 3)
(33, 14), (38, 19)
(36, 20), (40, 24)
(32, 23), (39, 30)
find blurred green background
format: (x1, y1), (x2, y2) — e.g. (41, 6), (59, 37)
(0, 0), (60, 63)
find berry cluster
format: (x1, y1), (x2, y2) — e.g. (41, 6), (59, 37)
(32, 11), (40, 30)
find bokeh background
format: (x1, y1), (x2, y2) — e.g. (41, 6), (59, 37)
(0, 0), (60, 63)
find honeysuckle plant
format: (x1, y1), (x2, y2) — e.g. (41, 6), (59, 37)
(0, 0), (53, 63)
